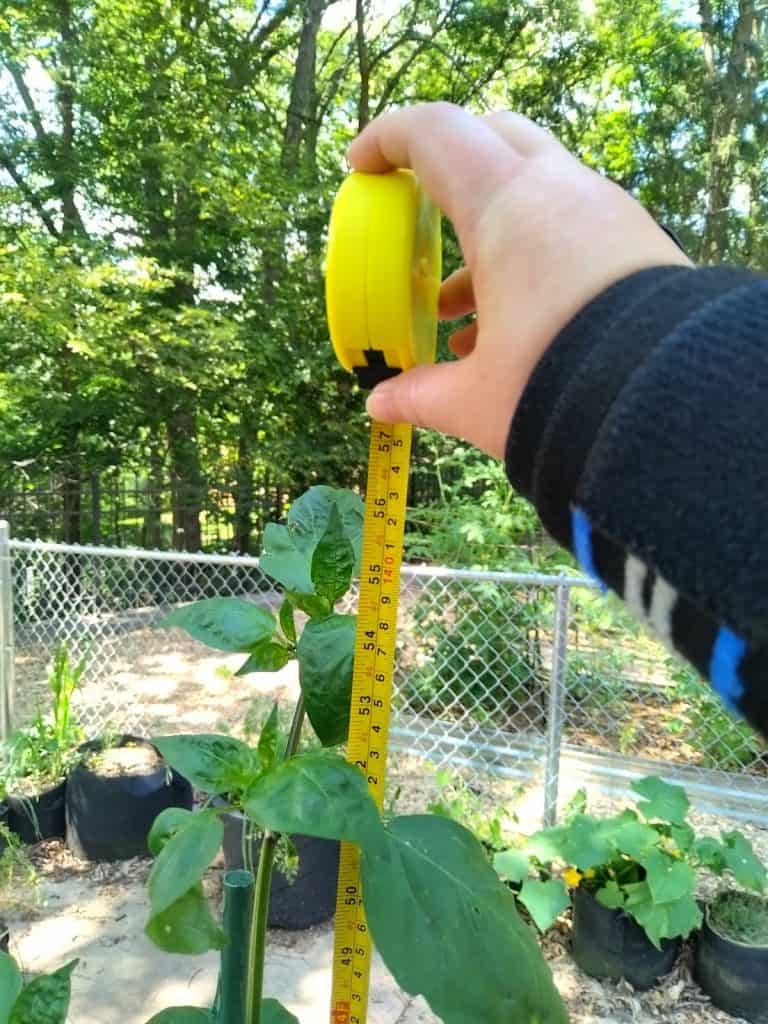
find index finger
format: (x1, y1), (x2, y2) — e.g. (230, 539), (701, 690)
(347, 103), (522, 245)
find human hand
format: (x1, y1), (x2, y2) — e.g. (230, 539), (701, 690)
(348, 103), (691, 458)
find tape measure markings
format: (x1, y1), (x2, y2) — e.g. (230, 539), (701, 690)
(330, 419), (412, 1024)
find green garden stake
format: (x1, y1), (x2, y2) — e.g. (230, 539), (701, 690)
(218, 869), (254, 1023)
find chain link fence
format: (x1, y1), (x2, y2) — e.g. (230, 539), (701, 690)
(2, 527), (767, 826)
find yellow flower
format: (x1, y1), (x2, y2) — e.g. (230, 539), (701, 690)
(564, 867), (583, 888)
(584, 868), (596, 879)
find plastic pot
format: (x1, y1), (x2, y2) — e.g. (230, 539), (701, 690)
(7, 780), (66, 844)
(0, 921), (8, 954)
(219, 804), (339, 929)
(66, 735), (193, 861)
(571, 886), (680, 990)
(695, 902), (768, 1024)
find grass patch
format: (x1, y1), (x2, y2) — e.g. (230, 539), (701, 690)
(710, 890), (768, 946)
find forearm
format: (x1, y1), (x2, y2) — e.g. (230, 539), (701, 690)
(506, 266), (768, 734)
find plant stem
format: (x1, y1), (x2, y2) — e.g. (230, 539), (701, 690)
(243, 695), (306, 1024)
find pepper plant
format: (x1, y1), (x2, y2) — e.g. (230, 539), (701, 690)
(141, 486), (569, 1024)
(495, 775), (766, 948)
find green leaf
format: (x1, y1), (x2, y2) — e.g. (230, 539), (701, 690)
(596, 880), (625, 910)
(257, 704), (280, 773)
(562, 788), (587, 822)
(297, 614), (355, 747)
(152, 734), (257, 796)
(493, 848), (531, 884)
(260, 488), (363, 595)
(145, 1009), (213, 1023)
(160, 598), (275, 653)
(722, 831), (766, 891)
(145, 884), (226, 955)
(669, 824), (696, 854)
(8, 960), (78, 1024)
(244, 753), (380, 845)
(609, 811), (660, 861)
(642, 849), (695, 904)
(262, 999), (299, 1024)
(694, 836), (726, 872)
(623, 880), (701, 948)
(285, 590), (332, 619)
(236, 641), (292, 676)
(149, 810), (223, 916)
(362, 816), (568, 1024)
(528, 814), (614, 870)
(631, 775), (689, 827)
(279, 600), (297, 645)
(311, 504), (355, 604)
(518, 878), (570, 932)
(148, 807), (196, 857)
(0, 953), (22, 1024)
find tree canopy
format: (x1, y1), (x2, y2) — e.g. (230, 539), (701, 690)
(0, 0), (765, 551)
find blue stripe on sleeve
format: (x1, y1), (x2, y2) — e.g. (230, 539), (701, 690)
(571, 507), (605, 589)
(709, 626), (746, 713)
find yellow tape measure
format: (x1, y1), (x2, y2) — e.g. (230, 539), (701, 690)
(325, 169), (441, 1024)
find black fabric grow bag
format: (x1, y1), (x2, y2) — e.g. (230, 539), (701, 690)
(695, 906), (768, 1024)
(220, 805), (339, 929)
(571, 886), (680, 990)
(7, 780), (66, 844)
(0, 801), (9, 852)
(66, 735), (192, 861)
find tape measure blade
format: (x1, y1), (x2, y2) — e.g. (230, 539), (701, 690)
(329, 419), (412, 1024)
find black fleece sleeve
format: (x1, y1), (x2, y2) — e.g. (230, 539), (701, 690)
(505, 265), (768, 737)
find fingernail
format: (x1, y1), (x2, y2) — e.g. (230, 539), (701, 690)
(365, 382), (394, 419)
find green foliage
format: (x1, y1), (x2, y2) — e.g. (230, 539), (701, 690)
(517, 879), (571, 933)
(426, 768), (515, 852)
(145, 1010), (213, 1024)
(709, 889), (768, 946)
(0, 824), (38, 909)
(0, 645), (85, 792)
(145, 884), (227, 956)
(160, 599), (276, 653)
(148, 811), (224, 917)
(402, 581), (545, 719)
(152, 735), (258, 799)
(497, 776), (767, 948)
(631, 775), (690, 827)
(1, 958), (78, 1024)
(666, 660), (765, 771)
(296, 615), (356, 747)
(260, 488), (364, 600)
(361, 815), (568, 1024)
(244, 753), (380, 846)
(261, 999), (299, 1024)
(405, 434), (554, 571)
(0, 954), (22, 1023)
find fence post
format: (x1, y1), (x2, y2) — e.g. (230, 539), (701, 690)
(0, 520), (15, 739)
(543, 579), (570, 827)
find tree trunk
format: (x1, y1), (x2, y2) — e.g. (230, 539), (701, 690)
(61, 459), (82, 545)
(89, 471), (101, 545)
(167, 411), (203, 552)
(234, 417), (255, 555)
(355, 0), (370, 131)
(142, 442), (165, 549)
(698, 0), (762, 263)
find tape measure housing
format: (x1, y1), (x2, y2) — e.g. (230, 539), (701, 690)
(325, 170), (441, 386)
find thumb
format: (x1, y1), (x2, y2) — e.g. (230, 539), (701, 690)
(365, 359), (469, 434)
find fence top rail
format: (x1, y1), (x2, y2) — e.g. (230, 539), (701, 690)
(2, 528), (598, 589)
